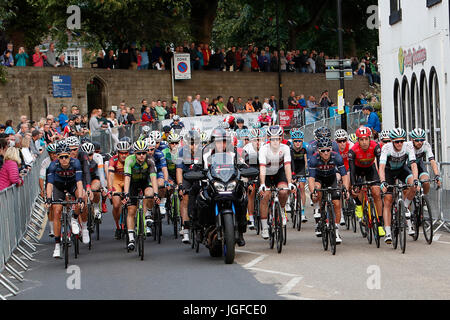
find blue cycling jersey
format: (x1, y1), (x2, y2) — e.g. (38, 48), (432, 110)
(153, 149), (167, 171)
(308, 151), (347, 179)
(306, 140), (339, 159)
(47, 158), (83, 188)
(158, 141), (168, 152)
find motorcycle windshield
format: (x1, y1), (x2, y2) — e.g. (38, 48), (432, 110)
(210, 153), (236, 182)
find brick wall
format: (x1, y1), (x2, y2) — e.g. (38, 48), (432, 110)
(0, 68), (369, 124)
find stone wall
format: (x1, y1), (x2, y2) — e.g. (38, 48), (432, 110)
(0, 67), (369, 124)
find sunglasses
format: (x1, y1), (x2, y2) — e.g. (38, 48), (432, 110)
(393, 140), (405, 144)
(148, 148), (156, 152)
(58, 155), (69, 159)
(293, 140), (303, 143)
(70, 148), (78, 151)
(136, 152), (147, 156)
(119, 151), (129, 155)
(382, 140), (390, 144)
(319, 149), (331, 153)
(414, 139), (425, 142)
(170, 142), (179, 145)
(337, 140), (347, 144)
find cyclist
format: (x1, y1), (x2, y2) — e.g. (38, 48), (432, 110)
(92, 140), (109, 213)
(307, 127), (339, 160)
(170, 115), (185, 130)
(39, 143), (58, 237)
(308, 137), (349, 243)
(349, 133), (358, 144)
(379, 130), (391, 149)
(348, 127), (384, 236)
(162, 125), (172, 142)
(243, 128), (260, 229)
(200, 131), (209, 147)
(81, 142), (107, 221)
(258, 125), (296, 240)
(123, 139), (159, 251)
(379, 128), (420, 243)
(137, 125), (151, 142)
(335, 129), (353, 172)
(66, 136), (92, 244)
(107, 140), (131, 239)
(258, 109), (272, 127)
(176, 130), (203, 244)
(290, 128), (308, 222)
(149, 131), (170, 217)
(46, 144), (84, 258)
(406, 128), (442, 194)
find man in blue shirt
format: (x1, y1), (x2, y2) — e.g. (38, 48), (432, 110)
(58, 105), (69, 130)
(363, 106), (381, 139)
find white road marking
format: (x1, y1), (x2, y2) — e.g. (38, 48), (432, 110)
(280, 294), (311, 300)
(243, 254), (269, 269)
(248, 267), (301, 278)
(433, 234), (441, 241)
(436, 240), (450, 245)
(277, 277), (303, 295)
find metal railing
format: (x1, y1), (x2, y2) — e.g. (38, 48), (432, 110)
(427, 163), (450, 232)
(0, 151), (47, 298)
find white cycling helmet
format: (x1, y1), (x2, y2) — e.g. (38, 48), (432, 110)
(173, 115), (181, 121)
(380, 129), (390, 141)
(142, 125), (151, 134)
(150, 130), (162, 142)
(116, 141), (131, 152)
(267, 125), (283, 137)
(146, 137), (157, 148)
(167, 132), (181, 143)
(335, 129), (348, 140)
(133, 139), (149, 152)
(81, 142), (95, 154)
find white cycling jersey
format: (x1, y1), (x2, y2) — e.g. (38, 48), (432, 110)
(243, 143), (258, 166)
(405, 141), (435, 162)
(380, 142), (416, 170)
(93, 153), (107, 188)
(258, 143), (291, 176)
(39, 157), (52, 180)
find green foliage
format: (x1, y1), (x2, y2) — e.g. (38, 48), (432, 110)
(0, 65), (8, 84)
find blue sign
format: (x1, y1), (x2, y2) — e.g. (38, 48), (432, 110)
(52, 75), (72, 98)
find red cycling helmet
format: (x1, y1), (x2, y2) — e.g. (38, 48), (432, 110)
(355, 126), (372, 138)
(225, 115), (235, 125)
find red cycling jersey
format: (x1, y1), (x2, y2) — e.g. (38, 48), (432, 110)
(348, 140), (381, 168)
(108, 155), (125, 175)
(338, 141), (353, 171)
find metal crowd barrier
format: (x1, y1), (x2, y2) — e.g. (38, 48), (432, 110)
(0, 152), (46, 299)
(428, 162), (450, 232)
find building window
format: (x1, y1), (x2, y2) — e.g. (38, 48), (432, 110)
(66, 49), (81, 68)
(429, 68), (442, 162)
(390, 0), (402, 25)
(427, 0), (442, 8)
(401, 77), (410, 132)
(393, 79), (401, 127)
(411, 74), (419, 129)
(420, 70), (429, 140)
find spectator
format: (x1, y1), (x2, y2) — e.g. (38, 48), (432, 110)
(196, 45), (204, 70)
(369, 58), (381, 85)
(129, 43), (138, 70)
(21, 135), (35, 165)
(139, 46), (149, 70)
(307, 52), (316, 73)
(0, 138), (7, 170)
(71, 105), (80, 116)
(263, 98), (271, 111)
(299, 49), (309, 73)
(363, 105), (381, 139)
(117, 108), (130, 125)
(5, 120), (15, 135)
(57, 54), (72, 68)
(288, 91), (299, 109)
(18, 123), (30, 136)
(269, 95), (278, 113)
(155, 101), (168, 120)
(251, 51), (259, 72)
(270, 51), (279, 72)
(189, 42), (198, 70)
(280, 51), (287, 72)
(0, 51), (13, 67)
(50, 120), (62, 138)
(118, 47), (131, 69)
(0, 125), (5, 135)
(140, 99), (148, 116)
(245, 98), (255, 113)
(258, 50), (269, 72)
(89, 109), (102, 132)
(201, 44), (211, 68)
(252, 96), (262, 112)
(216, 96), (226, 114)
(351, 57), (359, 73)
(235, 97), (245, 113)
(43, 123), (53, 144)
(170, 101), (177, 118)
(182, 96), (194, 117)
(63, 115), (77, 137)
(226, 96), (235, 114)
(0, 147), (23, 190)
(357, 63), (374, 87)
(241, 49), (251, 72)
(319, 90), (333, 109)
(142, 106), (153, 122)
(201, 97), (209, 115)
(30, 129), (42, 156)
(151, 41), (162, 65)
(59, 105), (69, 130)
(208, 99), (219, 115)
(14, 47), (28, 67)
(225, 47), (236, 71)
(104, 50), (117, 69)
(235, 47), (243, 71)
(3, 43), (14, 65)
(46, 42), (57, 67)
(298, 94), (307, 111)
(161, 101), (171, 120)
(306, 95), (318, 109)
(192, 94), (203, 117)
(315, 52), (326, 73)
(95, 51), (105, 68)
(154, 56), (165, 70)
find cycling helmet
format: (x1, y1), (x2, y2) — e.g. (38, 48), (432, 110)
(317, 137), (333, 149)
(47, 143), (57, 153)
(81, 142), (95, 154)
(80, 136), (91, 144)
(335, 129), (348, 140)
(116, 140), (131, 152)
(259, 127), (267, 138)
(133, 139), (149, 152)
(249, 128), (260, 140)
(261, 108), (268, 115)
(239, 129), (250, 139)
(380, 130), (390, 141)
(163, 125), (171, 133)
(291, 129), (304, 140)
(389, 128), (407, 140)
(409, 128), (426, 140)
(56, 144), (71, 155)
(200, 131), (209, 143)
(66, 136), (80, 147)
(355, 127), (372, 139)
(349, 133), (358, 143)
(267, 125), (283, 137)
(150, 131), (162, 142)
(173, 115), (181, 121)
(167, 132), (181, 143)
(146, 137), (157, 148)
(252, 122), (261, 129)
(236, 118), (244, 124)
(315, 126), (331, 139)
(142, 125), (151, 134)
(224, 115), (235, 125)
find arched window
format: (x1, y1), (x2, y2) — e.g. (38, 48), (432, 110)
(429, 68), (442, 162)
(401, 76), (410, 132)
(410, 73), (419, 129)
(420, 70), (430, 140)
(393, 79), (401, 128)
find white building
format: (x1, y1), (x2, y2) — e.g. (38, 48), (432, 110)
(379, 0), (448, 162)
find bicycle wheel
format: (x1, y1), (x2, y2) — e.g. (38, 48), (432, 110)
(173, 193), (179, 239)
(321, 216), (328, 251)
(351, 206), (357, 233)
(392, 206), (399, 250)
(87, 204), (93, 250)
(138, 209), (145, 260)
(275, 202), (283, 253)
(399, 203), (407, 254)
(362, 206), (372, 244)
(95, 219), (100, 241)
(73, 234), (79, 259)
(191, 227), (195, 249)
(412, 198), (420, 241)
(370, 199), (380, 248)
(328, 204), (336, 255)
(421, 196), (433, 244)
(158, 210), (162, 244)
(296, 188), (302, 231)
(255, 195), (261, 235)
(269, 214), (275, 250)
(63, 211), (69, 269)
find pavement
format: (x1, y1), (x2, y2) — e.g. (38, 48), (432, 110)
(2, 204), (450, 300)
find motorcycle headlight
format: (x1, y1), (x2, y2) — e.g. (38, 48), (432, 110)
(226, 181), (237, 191)
(213, 181), (226, 192)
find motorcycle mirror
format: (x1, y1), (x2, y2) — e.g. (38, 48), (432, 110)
(183, 171), (206, 181)
(240, 167), (259, 178)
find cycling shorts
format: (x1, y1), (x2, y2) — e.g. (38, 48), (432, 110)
(112, 174), (125, 193)
(315, 175), (340, 200)
(52, 184), (77, 203)
(354, 164), (380, 185)
(265, 166), (288, 188)
(385, 165), (413, 193)
(129, 179), (152, 206)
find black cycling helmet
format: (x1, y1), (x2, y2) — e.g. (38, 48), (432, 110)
(317, 137), (333, 149)
(210, 127), (227, 143)
(80, 136), (91, 144)
(236, 118), (244, 124)
(163, 125), (172, 133)
(314, 126), (331, 140)
(56, 144), (71, 155)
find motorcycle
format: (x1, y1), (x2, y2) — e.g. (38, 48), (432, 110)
(183, 152), (259, 264)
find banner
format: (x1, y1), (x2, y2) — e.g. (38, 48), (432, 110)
(278, 110), (303, 129)
(174, 53), (191, 80)
(161, 113), (260, 134)
(52, 75), (72, 98)
(338, 89), (345, 115)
